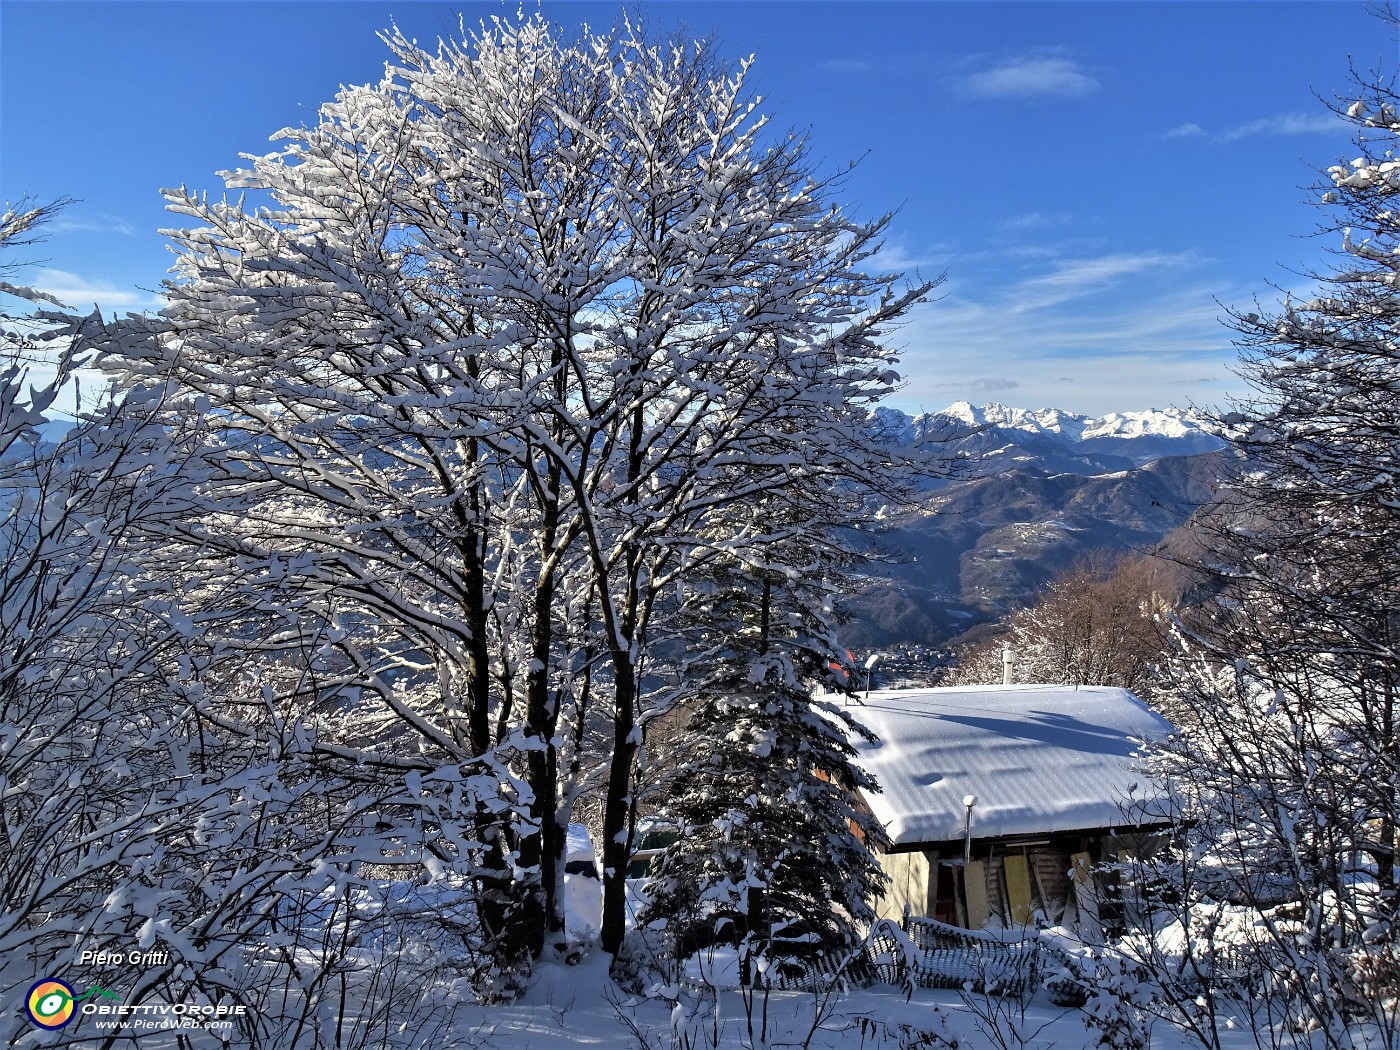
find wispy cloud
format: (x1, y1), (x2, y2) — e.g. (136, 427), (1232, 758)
(880, 251), (1251, 415)
(49, 212), (136, 236)
(1219, 110), (1345, 142)
(870, 240), (956, 278)
(892, 285), (1239, 414)
(967, 377), (1020, 393)
(28, 269), (162, 315)
(1010, 251), (1199, 312)
(961, 56), (1098, 100)
(1167, 112), (1348, 144)
(1164, 122), (1207, 139)
(1004, 244), (1066, 261)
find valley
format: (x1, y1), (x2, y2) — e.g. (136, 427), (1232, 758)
(842, 403), (1226, 648)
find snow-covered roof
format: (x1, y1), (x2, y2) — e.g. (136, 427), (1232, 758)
(845, 685), (1173, 847)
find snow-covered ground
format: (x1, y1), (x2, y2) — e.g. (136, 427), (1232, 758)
(10, 849), (1388, 1048)
(15, 948), (1385, 1050)
(443, 951), (1263, 1050)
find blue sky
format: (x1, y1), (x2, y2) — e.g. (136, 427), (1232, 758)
(1, 1), (1392, 416)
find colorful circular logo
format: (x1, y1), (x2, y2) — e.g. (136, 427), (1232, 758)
(26, 979), (76, 1029)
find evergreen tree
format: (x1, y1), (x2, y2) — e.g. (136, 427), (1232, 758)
(641, 507), (889, 979)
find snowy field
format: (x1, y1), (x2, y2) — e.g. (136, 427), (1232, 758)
(441, 953), (1279, 1050)
(12, 872), (1392, 1048)
(17, 955), (1387, 1050)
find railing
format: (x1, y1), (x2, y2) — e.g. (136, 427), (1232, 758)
(674, 916), (1052, 997)
(868, 917), (1044, 998)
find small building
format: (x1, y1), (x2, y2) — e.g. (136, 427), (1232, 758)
(845, 684), (1173, 933)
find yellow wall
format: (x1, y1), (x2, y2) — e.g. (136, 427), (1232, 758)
(874, 848), (933, 922)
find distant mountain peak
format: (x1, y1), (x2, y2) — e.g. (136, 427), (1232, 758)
(1082, 408), (1202, 440)
(846, 403), (1228, 649)
(935, 401), (1208, 439)
(873, 402), (1223, 470)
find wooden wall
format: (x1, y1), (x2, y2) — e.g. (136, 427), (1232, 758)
(875, 836), (1112, 932)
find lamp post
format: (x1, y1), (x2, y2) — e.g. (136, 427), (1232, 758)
(863, 654), (881, 698)
(961, 795), (977, 928)
(962, 795), (977, 868)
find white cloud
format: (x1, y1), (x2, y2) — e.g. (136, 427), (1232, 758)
(1009, 251), (1199, 312)
(1219, 111), (1346, 142)
(1165, 122), (1207, 139)
(878, 254), (1252, 416)
(962, 56), (1098, 100)
(50, 213), (136, 236)
(891, 290), (1239, 415)
(28, 269), (162, 315)
(870, 240), (956, 278)
(1164, 113), (1345, 144)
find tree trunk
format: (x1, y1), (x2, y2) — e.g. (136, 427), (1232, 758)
(517, 451), (562, 958)
(599, 649), (637, 955)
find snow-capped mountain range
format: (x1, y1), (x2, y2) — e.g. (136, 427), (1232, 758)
(873, 402), (1224, 472)
(937, 401), (1211, 442)
(840, 402), (1229, 648)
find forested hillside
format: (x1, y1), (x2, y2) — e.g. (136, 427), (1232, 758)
(842, 412), (1225, 647)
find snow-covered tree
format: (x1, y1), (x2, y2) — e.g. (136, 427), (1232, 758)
(945, 555), (1176, 699)
(106, 12), (934, 965)
(0, 204), (213, 1019)
(1134, 27), (1400, 1045)
(0, 202), (509, 1044)
(638, 488), (889, 980)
